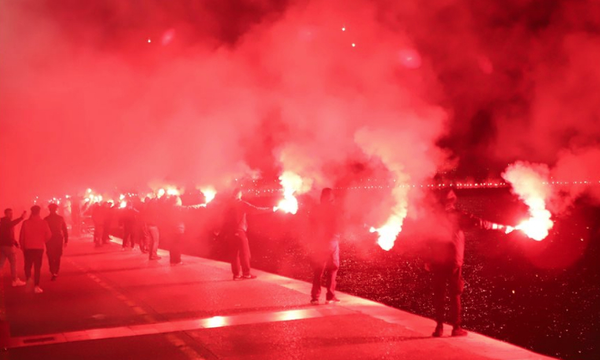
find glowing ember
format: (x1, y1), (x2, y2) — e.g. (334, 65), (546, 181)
(502, 161), (554, 241)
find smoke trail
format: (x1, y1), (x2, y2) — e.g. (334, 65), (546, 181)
(502, 161), (553, 241)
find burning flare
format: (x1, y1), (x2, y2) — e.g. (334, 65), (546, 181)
(370, 214), (404, 251)
(370, 186), (408, 251)
(157, 186), (180, 198)
(274, 171), (310, 214)
(200, 186), (217, 207)
(502, 162), (554, 241)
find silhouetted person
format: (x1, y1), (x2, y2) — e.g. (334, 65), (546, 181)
(44, 203), (68, 281)
(120, 202), (138, 250)
(102, 202), (115, 244)
(70, 198), (82, 236)
(223, 188), (271, 280)
(310, 188), (341, 305)
(0, 208), (27, 286)
(141, 198), (161, 260)
(19, 205), (51, 294)
(91, 203), (106, 247)
(427, 189), (507, 337)
(165, 196), (185, 265)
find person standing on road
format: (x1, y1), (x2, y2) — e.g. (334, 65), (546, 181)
(427, 189), (509, 337)
(120, 202), (138, 250)
(102, 202), (115, 244)
(91, 202), (106, 247)
(141, 198), (161, 260)
(20, 205), (52, 293)
(44, 203), (68, 281)
(309, 188), (341, 305)
(223, 188), (272, 280)
(164, 195), (185, 265)
(0, 208), (27, 287)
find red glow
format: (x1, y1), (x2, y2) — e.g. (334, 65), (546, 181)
(398, 48), (421, 69)
(161, 29), (175, 46)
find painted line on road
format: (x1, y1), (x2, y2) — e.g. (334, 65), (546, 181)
(5, 306), (353, 349)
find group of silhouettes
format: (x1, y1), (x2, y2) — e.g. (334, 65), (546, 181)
(0, 204), (68, 294)
(1, 187), (508, 337)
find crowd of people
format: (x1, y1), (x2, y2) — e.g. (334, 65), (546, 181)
(1, 187), (509, 337)
(0, 204), (68, 294)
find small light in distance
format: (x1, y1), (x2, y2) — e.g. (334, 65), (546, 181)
(147, 39), (151, 43)
(351, 43), (356, 47)
(398, 48), (422, 69)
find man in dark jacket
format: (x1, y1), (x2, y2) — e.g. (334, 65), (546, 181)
(223, 188), (272, 280)
(102, 202), (115, 244)
(428, 189), (508, 337)
(0, 208), (27, 286)
(141, 198), (161, 260)
(44, 203), (68, 280)
(20, 205), (52, 294)
(310, 188), (341, 305)
(120, 202), (139, 250)
(91, 203), (106, 247)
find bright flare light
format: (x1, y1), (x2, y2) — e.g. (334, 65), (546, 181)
(119, 200), (127, 209)
(166, 187), (180, 196)
(199, 186), (217, 207)
(277, 192), (299, 214)
(514, 209), (553, 241)
(275, 171), (310, 215)
(370, 215), (403, 251)
(503, 162), (554, 241)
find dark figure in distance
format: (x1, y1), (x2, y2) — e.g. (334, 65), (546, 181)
(0, 208), (27, 286)
(310, 188), (341, 305)
(223, 188), (272, 280)
(44, 203), (68, 281)
(141, 198), (161, 260)
(164, 196), (185, 265)
(20, 205), (52, 294)
(120, 202), (139, 250)
(91, 202), (106, 247)
(70, 198), (82, 236)
(102, 202), (115, 244)
(427, 189), (508, 337)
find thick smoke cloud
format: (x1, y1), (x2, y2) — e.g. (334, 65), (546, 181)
(1, 0), (600, 216)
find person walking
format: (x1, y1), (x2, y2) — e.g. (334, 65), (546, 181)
(44, 203), (68, 281)
(309, 188), (341, 305)
(0, 208), (27, 286)
(20, 205), (51, 293)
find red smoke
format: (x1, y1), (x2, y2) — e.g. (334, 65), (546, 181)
(1, 0), (600, 220)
